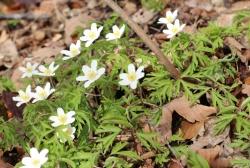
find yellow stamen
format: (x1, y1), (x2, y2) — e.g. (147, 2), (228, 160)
(88, 32), (96, 40)
(58, 115), (67, 125)
(86, 71), (97, 80)
(32, 159), (40, 166)
(127, 73), (136, 81)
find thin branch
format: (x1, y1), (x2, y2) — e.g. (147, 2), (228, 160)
(103, 0), (180, 79)
(0, 13), (50, 21)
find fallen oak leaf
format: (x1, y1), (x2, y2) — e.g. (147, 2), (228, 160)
(191, 146), (231, 168)
(167, 96), (217, 123)
(157, 96), (216, 140)
(180, 120), (204, 140)
(224, 37), (250, 63)
(192, 145), (221, 164)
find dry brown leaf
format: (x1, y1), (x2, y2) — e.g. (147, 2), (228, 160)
(33, 30), (46, 41)
(11, 62), (24, 89)
(32, 45), (63, 63)
(242, 84), (250, 96)
(156, 105), (173, 140)
(157, 96), (216, 140)
(168, 160), (183, 168)
(0, 159), (13, 168)
(192, 146), (231, 168)
(0, 30), (9, 44)
(243, 49), (250, 61)
(194, 146), (222, 163)
(168, 96), (217, 122)
(64, 14), (94, 45)
(210, 158), (231, 168)
(132, 8), (157, 24)
(216, 14), (235, 27)
(224, 37), (248, 62)
(123, 0), (137, 15)
(180, 120), (204, 139)
(230, 1), (250, 12)
(33, 0), (55, 16)
(244, 76), (250, 85)
(225, 37), (244, 51)
(190, 117), (231, 152)
(0, 39), (18, 69)
(185, 0), (213, 11)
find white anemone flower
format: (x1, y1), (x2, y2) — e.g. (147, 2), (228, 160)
(158, 10), (178, 25)
(60, 40), (81, 60)
(21, 148), (48, 168)
(49, 108), (75, 127)
(105, 24), (125, 41)
(76, 60), (105, 88)
(119, 64), (144, 89)
(80, 23), (103, 47)
(12, 85), (32, 107)
(19, 62), (38, 78)
(163, 19), (185, 39)
(31, 82), (55, 103)
(56, 126), (76, 143)
(37, 62), (59, 77)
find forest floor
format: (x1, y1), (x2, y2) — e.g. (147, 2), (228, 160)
(0, 0), (250, 168)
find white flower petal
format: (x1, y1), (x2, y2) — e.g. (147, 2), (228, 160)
(80, 36), (88, 42)
(91, 60), (97, 71)
(84, 80), (92, 88)
(22, 157), (32, 165)
(119, 79), (130, 86)
(82, 65), (90, 74)
(85, 40), (93, 47)
(40, 149), (48, 157)
(76, 76), (88, 81)
(60, 50), (71, 56)
(30, 148), (39, 158)
(57, 108), (65, 116)
(130, 81), (138, 89)
(128, 64), (135, 73)
(112, 25), (119, 33)
(106, 33), (115, 41)
(119, 73), (128, 80)
(91, 23), (97, 32)
(97, 68), (105, 76)
(67, 111), (75, 118)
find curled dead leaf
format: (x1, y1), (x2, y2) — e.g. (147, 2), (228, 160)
(192, 146), (231, 168)
(157, 96), (216, 140)
(180, 120), (204, 139)
(225, 37), (250, 63)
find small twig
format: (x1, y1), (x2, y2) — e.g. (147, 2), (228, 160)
(0, 13), (50, 21)
(103, 0), (180, 79)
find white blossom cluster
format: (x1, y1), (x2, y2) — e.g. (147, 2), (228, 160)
(158, 10), (185, 38)
(17, 9), (183, 167)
